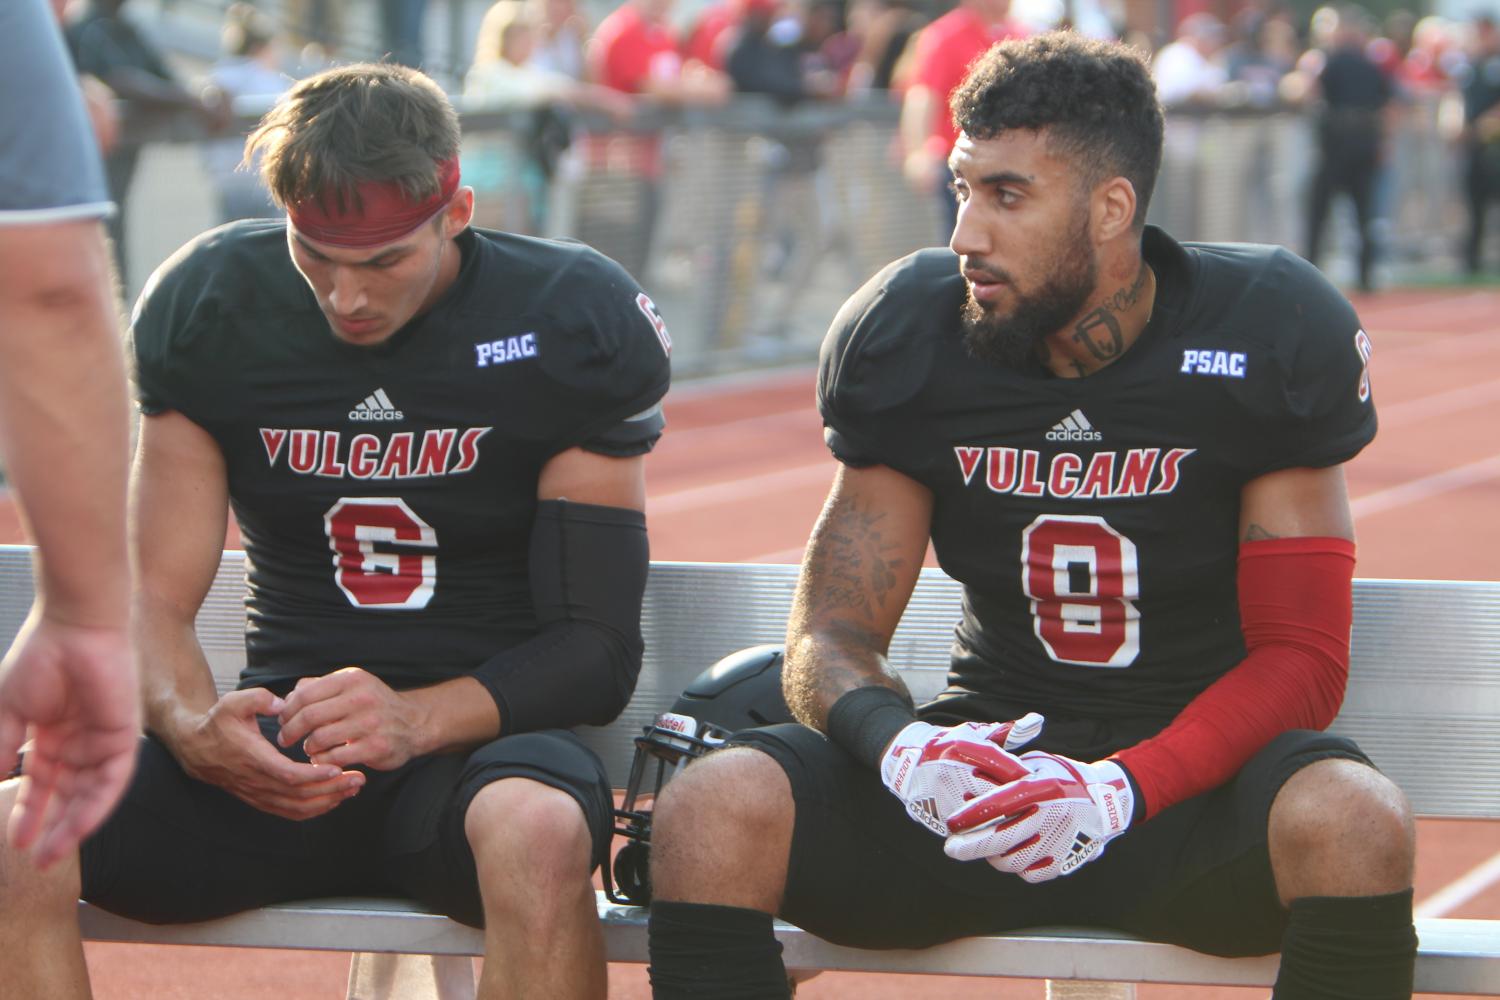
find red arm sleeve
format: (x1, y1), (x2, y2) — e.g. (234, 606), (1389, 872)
(1112, 537), (1355, 820)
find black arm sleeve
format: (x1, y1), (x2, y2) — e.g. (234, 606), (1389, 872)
(472, 499), (649, 734)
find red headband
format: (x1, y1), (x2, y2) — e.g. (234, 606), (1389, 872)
(288, 157), (461, 248)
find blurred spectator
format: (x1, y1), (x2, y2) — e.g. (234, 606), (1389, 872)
(1459, 14), (1500, 274)
(723, 0), (848, 356)
(587, 0), (729, 278)
(203, 4), (289, 224)
(726, 0), (838, 104)
(283, 0), (343, 60)
(802, 0), (863, 92)
(1302, 4), (1392, 292)
(472, 0), (633, 111)
(465, 0), (634, 233)
(898, 0), (1027, 241)
(1153, 12), (1229, 107)
(64, 0), (230, 285)
(381, 0), (428, 67)
(529, 0), (591, 79)
(46, 0), (119, 155)
(1369, 9), (1416, 79)
(1402, 16), (1459, 95)
(683, 0), (743, 71)
(1224, 11), (1298, 106)
(848, 0), (927, 92)
(589, 0), (729, 102)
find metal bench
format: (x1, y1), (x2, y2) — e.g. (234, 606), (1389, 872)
(0, 550), (1485, 996)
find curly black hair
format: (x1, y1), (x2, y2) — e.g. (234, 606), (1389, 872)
(950, 32), (1163, 227)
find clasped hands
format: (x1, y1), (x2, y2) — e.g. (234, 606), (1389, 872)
(173, 666), (423, 821)
(878, 713), (1135, 883)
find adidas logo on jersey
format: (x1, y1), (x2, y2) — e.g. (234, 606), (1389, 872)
(1046, 409), (1102, 443)
(349, 389), (404, 422)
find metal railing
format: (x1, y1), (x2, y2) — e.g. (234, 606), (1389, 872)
(116, 94), (1471, 376)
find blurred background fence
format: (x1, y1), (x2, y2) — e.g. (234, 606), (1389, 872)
(120, 91), (1469, 375)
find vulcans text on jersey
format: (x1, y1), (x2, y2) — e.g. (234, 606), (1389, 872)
(260, 427), (493, 478)
(954, 446), (1196, 499)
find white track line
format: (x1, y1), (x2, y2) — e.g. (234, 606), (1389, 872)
(650, 462), (833, 516)
(668, 364), (815, 401)
(1415, 848), (1500, 918)
(1363, 290), (1496, 326)
(1377, 377), (1500, 428)
(1351, 453), (1500, 519)
(1374, 326), (1500, 362)
(661, 408), (814, 449)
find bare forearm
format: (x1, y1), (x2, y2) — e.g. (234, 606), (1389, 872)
(0, 223), (129, 628)
(404, 676), (501, 756)
(136, 612), (220, 744)
(783, 476), (925, 730)
(785, 621), (912, 732)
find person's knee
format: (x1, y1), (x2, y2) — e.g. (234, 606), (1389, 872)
(465, 778), (593, 890)
(1270, 758), (1414, 901)
(649, 747), (794, 907)
(0, 779), (82, 913)
(653, 747), (792, 848)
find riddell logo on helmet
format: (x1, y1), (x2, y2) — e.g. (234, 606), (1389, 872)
(654, 712), (695, 736)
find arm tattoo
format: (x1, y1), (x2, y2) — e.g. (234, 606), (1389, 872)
(784, 492), (914, 727)
(802, 496), (905, 616)
(1243, 523), (1281, 541)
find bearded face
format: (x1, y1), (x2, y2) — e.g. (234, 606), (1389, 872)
(960, 200), (1097, 369)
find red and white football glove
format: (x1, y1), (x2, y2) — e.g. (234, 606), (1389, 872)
(878, 713), (1044, 837)
(943, 749), (1135, 883)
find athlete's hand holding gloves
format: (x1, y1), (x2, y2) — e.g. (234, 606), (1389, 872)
(878, 711), (1137, 882)
(877, 713), (1043, 835)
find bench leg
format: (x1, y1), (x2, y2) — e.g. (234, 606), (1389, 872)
(346, 952), (477, 1000)
(1045, 982), (1136, 999)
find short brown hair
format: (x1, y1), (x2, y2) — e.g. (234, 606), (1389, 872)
(951, 33), (1164, 227)
(246, 62), (461, 212)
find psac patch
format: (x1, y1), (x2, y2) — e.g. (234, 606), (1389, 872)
(474, 333), (538, 368)
(1179, 349), (1247, 378)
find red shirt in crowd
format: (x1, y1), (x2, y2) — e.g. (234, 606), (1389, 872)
(590, 2), (684, 93)
(908, 8), (1027, 158)
(683, 1), (740, 70)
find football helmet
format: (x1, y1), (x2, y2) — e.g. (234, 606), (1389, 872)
(607, 644), (795, 905)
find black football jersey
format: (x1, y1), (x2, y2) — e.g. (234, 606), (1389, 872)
(819, 227), (1376, 720)
(131, 221), (671, 692)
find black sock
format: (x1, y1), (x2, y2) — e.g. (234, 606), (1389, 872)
(648, 900), (790, 999)
(1273, 890), (1416, 1000)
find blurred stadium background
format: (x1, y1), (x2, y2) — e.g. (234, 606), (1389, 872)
(114, 0), (1488, 378)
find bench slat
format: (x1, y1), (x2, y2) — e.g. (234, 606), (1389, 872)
(79, 898), (1498, 993)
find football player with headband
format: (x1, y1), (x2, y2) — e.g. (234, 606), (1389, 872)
(646, 34), (1415, 1000)
(0, 62), (669, 1000)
